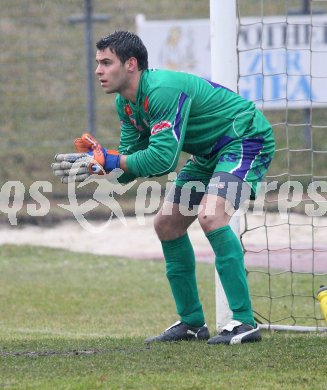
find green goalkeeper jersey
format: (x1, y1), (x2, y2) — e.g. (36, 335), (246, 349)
(115, 69), (272, 179)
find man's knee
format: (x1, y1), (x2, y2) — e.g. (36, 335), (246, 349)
(154, 213), (179, 240)
(154, 208), (194, 241)
(198, 213), (227, 233)
(198, 196), (232, 233)
(153, 213), (167, 237)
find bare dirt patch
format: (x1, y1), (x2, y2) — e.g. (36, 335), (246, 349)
(0, 213), (326, 271)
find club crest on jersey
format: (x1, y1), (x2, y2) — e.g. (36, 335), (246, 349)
(124, 104), (133, 117)
(143, 96), (149, 112)
(124, 103), (138, 128)
(151, 121), (172, 135)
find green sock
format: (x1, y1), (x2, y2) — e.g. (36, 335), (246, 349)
(161, 234), (205, 327)
(206, 225), (255, 327)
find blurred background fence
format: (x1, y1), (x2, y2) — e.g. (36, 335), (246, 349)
(1, 1), (214, 222)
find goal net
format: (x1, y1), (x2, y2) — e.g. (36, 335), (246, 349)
(236, 0), (327, 331)
(136, 1), (327, 331)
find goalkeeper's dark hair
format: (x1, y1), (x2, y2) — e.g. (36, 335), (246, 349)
(96, 31), (148, 71)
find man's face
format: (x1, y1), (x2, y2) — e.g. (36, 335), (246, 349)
(95, 48), (129, 94)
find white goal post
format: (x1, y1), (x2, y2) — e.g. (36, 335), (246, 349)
(211, 0), (327, 332)
(210, 0), (237, 330)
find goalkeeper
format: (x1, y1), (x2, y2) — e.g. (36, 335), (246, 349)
(52, 31), (275, 345)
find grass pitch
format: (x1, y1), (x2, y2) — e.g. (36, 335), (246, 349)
(0, 245), (326, 389)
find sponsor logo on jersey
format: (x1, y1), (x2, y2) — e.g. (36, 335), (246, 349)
(151, 121), (172, 135)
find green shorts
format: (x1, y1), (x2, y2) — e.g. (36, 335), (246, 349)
(169, 116), (275, 209)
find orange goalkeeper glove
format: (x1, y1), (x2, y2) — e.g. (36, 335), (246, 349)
(74, 133), (120, 174)
(52, 133), (120, 183)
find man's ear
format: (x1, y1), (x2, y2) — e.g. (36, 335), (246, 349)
(126, 57), (138, 72)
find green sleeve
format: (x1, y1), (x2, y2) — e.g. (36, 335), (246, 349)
(126, 88), (192, 177)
